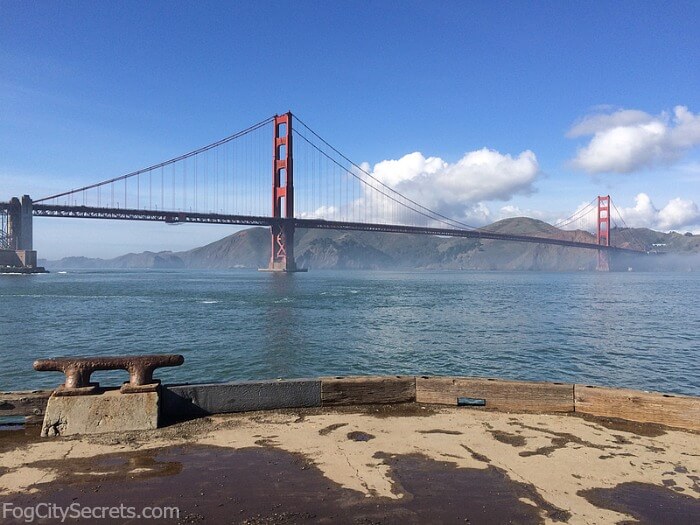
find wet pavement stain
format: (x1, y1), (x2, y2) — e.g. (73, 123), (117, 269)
(613, 434), (634, 445)
(253, 438), (280, 447)
(293, 403), (438, 419)
(645, 445), (666, 453)
(26, 450), (184, 485)
(507, 422), (612, 457)
(572, 414), (668, 438)
(518, 438), (571, 457)
(579, 481), (700, 524)
(460, 444), (491, 463)
(439, 453), (463, 459)
(240, 511), (318, 524)
(1, 444), (573, 524)
(318, 423), (348, 436)
(688, 475), (700, 494)
(347, 431), (375, 442)
(417, 429), (463, 435)
(375, 452), (571, 523)
(489, 430), (527, 447)
(0, 424), (44, 453)
(598, 452), (636, 460)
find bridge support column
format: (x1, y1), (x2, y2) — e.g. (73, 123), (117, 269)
(596, 195), (610, 272)
(0, 195), (42, 272)
(7, 197), (21, 250)
(7, 195), (33, 251)
(261, 112), (305, 272)
(19, 195), (33, 251)
(268, 221), (297, 271)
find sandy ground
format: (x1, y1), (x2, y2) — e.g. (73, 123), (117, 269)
(1, 404), (698, 524)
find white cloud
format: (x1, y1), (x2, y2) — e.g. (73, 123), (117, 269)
(657, 198), (700, 230)
(297, 148), (540, 226)
(500, 195), (700, 233)
(367, 148), (539, 221)
(618, 193), (658, 228)
(458, 202), (493, 225)
(619, 193), (700, 231)
(371, 152), (447, 188)
(569, 106), (700, 173)
(299, 205), (338, 220)
(567, 109), (654, 137)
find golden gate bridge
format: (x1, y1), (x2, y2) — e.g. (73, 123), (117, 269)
(1, 112), (647, 273)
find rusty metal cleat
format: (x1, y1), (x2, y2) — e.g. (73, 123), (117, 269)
(33, 355), (184, 395)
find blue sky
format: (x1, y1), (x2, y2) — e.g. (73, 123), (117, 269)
(2, 1), (699, 258)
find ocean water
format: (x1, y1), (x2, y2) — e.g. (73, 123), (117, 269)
(1, 269), (698, 396)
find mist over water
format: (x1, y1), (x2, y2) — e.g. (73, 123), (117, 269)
(1, 270), (698, 396)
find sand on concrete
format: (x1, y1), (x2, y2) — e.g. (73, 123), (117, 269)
(0, 404), (698, 524)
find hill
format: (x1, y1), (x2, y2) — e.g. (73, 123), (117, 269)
(41, 217), (700, 271)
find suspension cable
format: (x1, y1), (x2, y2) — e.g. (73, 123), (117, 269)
(611, 199), (646, 249)
(553, 197), (597, 229)
(294, 129), (480, 230)
(292, 113), (480, 231)
(35, 116), (274, 203)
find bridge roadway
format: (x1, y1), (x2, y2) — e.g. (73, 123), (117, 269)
(3, 202), (642, 254)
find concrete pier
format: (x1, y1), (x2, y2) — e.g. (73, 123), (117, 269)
(0, 195), (45, 273)
(2, 398), (698, 524)
(9, 376), (700, 433)
(4, 371), (700, 521)
(40, 388), (159, 437)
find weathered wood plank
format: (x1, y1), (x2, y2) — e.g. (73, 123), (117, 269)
(574, 385), (700, 432)
(416, 377), (574, 413)
(0, 391), (53, 417)
(321, 376), (416, 406)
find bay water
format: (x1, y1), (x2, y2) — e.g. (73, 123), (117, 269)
(1, 270), (698, 396)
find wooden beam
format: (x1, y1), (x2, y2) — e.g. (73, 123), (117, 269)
(0, 390), (52, 417)
(416, 377), (574, 413)
(574, 385), (700, 432)
(321, 376), (416, 406)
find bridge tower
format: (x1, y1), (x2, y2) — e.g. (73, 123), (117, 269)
(596, 195), (610, 271)
(5, 196), (34, 251)
(5, 197), (21, 250)
(1, 195), (39, 270)
(262, 112), (304, 272)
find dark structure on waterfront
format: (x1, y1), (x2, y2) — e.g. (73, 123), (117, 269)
(0, 195), (45, 273)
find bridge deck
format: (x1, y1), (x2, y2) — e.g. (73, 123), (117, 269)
(14, 203), (643, 254)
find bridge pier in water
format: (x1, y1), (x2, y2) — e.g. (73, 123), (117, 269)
(596, 195), (611, 272)
(0, 195), (44, 273)
(261, 112), (306, 273)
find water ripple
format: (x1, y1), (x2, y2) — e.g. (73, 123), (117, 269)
(0, 270), (698, 395)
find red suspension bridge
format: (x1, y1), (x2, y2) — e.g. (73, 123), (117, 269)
(1, 112), (647, 272)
